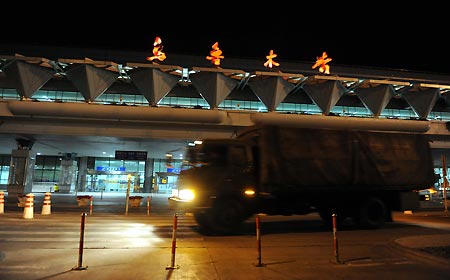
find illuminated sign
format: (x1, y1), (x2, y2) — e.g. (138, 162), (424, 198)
(312, 51), (332, 74)
(146, 36), (166, 62)
(264, 50), (280, 69)
(115, 150), (148, 160)
(96, 166), (126, 171)
(167, 168), (180, 173)
(206, 42), (224, 66)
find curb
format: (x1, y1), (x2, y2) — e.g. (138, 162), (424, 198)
(389, 239), (450, 270)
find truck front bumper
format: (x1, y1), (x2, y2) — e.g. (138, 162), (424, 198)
(168, 195), (213, 213)
(168, 196), (195, 211)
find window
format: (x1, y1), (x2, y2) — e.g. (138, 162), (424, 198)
(0, 155), (11, 187)
(34, 156), (61, 182)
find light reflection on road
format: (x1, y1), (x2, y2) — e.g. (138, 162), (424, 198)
(110, 223), (163, 247)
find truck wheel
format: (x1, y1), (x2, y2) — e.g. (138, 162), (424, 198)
(208, 199), (247, 235)
(194, 212), (210, 232)
(194, 212), (219, 235)
(357, 197), (387, 229)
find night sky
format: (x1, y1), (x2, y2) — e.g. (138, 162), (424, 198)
(2, 4), (449, 74)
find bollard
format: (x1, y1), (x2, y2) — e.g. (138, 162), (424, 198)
(125, 174), (131, 215)
(72, 212), (88, 270)
(89, 196), (93, 215)
(255, 215), (265, 267)
(41, 192), (51, 215)
(166, 213), (179, 270)
(0, 191), (4, 214)
(332, 213), (341, 264)
(147, 196), (151, 215)
(23, 193), (34, 219)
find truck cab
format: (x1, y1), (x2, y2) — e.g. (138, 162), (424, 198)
(169, 139), (258, 234)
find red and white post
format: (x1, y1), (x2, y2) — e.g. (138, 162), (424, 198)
(89, 196), (93, 215)
(0, 191), (4, 214)
(72, 212), (88, 271)
(23, 193), (34, 219)
(41, 192), (51, 215)
(147, 196), (151, 215)
(166, 213), (179, 270)
(255, 215), (265, 267)
(332, 213), (341, 263)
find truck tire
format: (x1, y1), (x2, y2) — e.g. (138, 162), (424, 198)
(357, 197), (387, 229)
(205, 199), (247, 235)
(193, 212), (215, 235)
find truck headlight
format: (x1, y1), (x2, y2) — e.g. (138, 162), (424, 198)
(179, 189), (195, 201)
(171, 189), (179, 197)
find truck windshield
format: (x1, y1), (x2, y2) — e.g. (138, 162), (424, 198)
(184, 144), (227, 167)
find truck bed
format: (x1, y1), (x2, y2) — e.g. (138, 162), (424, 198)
(257, 126), (436, 191)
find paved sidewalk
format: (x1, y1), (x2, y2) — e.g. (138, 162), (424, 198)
(391, 208), (450, 269)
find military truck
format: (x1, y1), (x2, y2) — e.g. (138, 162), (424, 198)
(169, 125), (436, 234)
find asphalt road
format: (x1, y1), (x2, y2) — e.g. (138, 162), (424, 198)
(1, 192), (450, 280)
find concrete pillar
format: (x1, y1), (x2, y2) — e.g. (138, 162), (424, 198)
(144, 158), (154, 193)
(77, 157), (88, 192)
(58, 153), (78, 193)
(6, 139), (36, 202)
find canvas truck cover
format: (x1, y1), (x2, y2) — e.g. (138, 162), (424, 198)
(258, 125), (436, 191)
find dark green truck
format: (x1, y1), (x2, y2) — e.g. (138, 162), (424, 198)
(169, 125), (436, 234)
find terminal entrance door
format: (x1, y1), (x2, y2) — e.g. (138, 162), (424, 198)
(86, 171), (140, 193)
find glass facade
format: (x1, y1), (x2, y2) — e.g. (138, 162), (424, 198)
(0, 155), (10, 186)
(88, 157), (147, 192)
(3, 87), (449, 120)
(0, 154), (183, 194)
(34, 156), (61, 183)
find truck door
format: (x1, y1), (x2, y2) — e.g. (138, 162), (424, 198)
(228, 145), (255, 190)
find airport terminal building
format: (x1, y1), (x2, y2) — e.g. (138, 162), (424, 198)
(1, 44), (450, 197)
